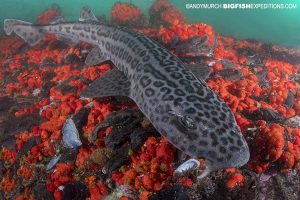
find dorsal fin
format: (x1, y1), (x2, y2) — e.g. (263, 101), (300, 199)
(79, 6), (99, 22)
(49, 16), (65, 24)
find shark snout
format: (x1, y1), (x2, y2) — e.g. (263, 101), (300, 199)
(230, 144), (250, 167)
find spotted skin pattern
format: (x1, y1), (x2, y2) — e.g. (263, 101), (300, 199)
(4, 11), (250, 174)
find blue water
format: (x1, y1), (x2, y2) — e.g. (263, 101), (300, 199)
(0, 0), (299, 47)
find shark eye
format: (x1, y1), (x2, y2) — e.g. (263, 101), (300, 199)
(180, 115), (196, 129)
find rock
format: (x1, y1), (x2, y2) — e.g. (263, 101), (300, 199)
(90, 108), (143, 143)
(284, 91), (295, 110)
(0, 114), (46, 149)
(57, 83), (78, 95)
(32, 182), (54, 200)
(89, 148), (114, 167)
(243, 108), (286, 123)
(72, 107), (90, 134)
(103, 145), (131, 175)
(256, 68), (269, 88)
(16, 136), (40, 160)
(214, 68), (243, 81)
(149, 184), (190, 200)
(59, 148), (78, 164)
(62, 181), (89, 200)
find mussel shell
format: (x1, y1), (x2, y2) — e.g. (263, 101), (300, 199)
(174, 158), (200, 174)
(62, 118), (82, 148)
(46, 154), (61, 171)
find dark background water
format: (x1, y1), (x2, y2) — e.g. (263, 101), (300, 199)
(0, 0), (299, 47)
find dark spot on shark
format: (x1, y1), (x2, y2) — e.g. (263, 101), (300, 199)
(162, 116), (169, 122)
(219, 146), (227, 154)
(208, 151), (217, 158)
(166, 81), (177, 88)
(211, 110), (218, 115)
(105, 42), (110, 51)
(186, 107), (196, 114)
(204, 104), (210, 110)
(123, 37), (129, 44)
(166, 66), (179, 72)
(174, 97), (183, 106)
(237, 139), (243, 147)
(202, 130), (209, 137)
(188, 145), (196, 153)
(194, 103), (202, 109)
(229, 130), (237, 138)
(84, 26), (90, 32)
(170, 72), (183, 79)
(199, 140), (208, 146)
(212, 117), (221, 125)
(145, 88), (155, 97)
(153, 81), (164, 87)
(228, 137), (234, 144)
(126, 55), (132, 63)
(174, 89), (185, 96)
(142, 55), (150, 62)
(204, 111), (210, 118)
(229, 146), (239, 152)
(128, 40), (135, 48)
(140, 76), (151, 88)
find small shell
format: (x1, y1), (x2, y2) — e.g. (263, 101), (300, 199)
(46, 154), (61, 171)
(62, 118), (82, 148)
(58, 185), (64, 191)
(80, 97), (90, 101)
(85, 101), (94, 108)
(208, 61), (216, 67)
(32, 88), (41, 97)
(39, 101), (56, 116)
(174, 159), (200, 174)
(103, 185), (138, 200)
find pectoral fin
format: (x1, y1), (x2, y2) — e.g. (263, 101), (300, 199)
(186, 63), (211, 81)
(80, 68), (131, 98)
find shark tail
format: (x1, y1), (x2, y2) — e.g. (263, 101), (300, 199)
(4, 19), (44, 46)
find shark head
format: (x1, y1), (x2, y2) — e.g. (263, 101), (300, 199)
(152, 81), (250, 175)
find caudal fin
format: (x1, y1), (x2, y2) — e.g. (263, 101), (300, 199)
(4, 19), (43, 46)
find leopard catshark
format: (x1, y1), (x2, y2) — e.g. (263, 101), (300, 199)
(3, 6), (250, 177)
